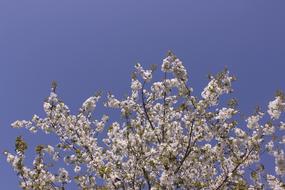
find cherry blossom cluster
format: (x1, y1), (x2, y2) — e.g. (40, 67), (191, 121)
(5, 52), (285, 189)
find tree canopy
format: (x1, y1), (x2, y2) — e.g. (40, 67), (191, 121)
(5, 52), (285, 189)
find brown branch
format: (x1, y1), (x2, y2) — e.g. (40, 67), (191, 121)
(142, 167), (151, 190)
(141, 81), (161, 143)
(174, 120), (196, 174)
(215, 146), (255, 190)
(162, 72), (167, 143)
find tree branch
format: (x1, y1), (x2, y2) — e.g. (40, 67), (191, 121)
(141, 81), (161, 143)
(215, 146), (255, 190)
(175, 119), (196, 174)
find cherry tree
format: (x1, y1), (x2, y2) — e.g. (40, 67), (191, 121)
(5, 52), (285, 189)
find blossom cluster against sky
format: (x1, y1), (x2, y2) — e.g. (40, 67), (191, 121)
(0, 0), (285, 189)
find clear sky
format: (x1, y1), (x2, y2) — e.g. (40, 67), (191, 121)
(0, 1), (285, 189)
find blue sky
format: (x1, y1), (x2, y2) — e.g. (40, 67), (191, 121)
(0, 1), (285, 189)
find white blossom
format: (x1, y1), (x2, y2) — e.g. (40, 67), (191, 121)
(268, 96), (285, 120)
(80, 95), (100, 114)
(74, 165), (81, 173)
(58, 168), (70, 183)
(267, 175), (285, 190)
(274, 150), (285, 176)
(215, 107), (236, 121)
(201, 71), (233, 106)
(246, 113), (263, 130)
